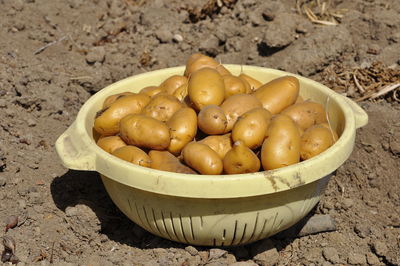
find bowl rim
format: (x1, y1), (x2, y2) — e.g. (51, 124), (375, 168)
(59, 65), (359, 198)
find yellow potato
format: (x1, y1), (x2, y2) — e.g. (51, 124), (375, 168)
(103, 92), (135, 108)
(281, 101), (327, 130)
(232, 108), (272, 149)
(223, 141), (260, 174)
(112, 145), (151, 167)
(173, 83), (188, 102)
(139, 86), (163, 97)
(120, 114), (170, 150)
(149, 150), (197, 174)
(238, 73), (263, 91)
(141, 93), (183, 122)
(295, 95), (304, 104)
(167, 107), (198, 155)
(220, 94), (263, 132)
(182, 142), (223, 175)
(96, 135), (127, 154)
(300, 124), (336, 160)
(253, 76), (300, 114)
(261, 114), (300, 170)
(188, 67), (225, 111)
(94, 94), (151, 136)
(223, 75), (248, 99)
(199, 133), (232, 159)
(197, 105), (227, 135)
(159, 75), (188, 95)
(184, 54), (231, 77)
(319, 122), (339, 142)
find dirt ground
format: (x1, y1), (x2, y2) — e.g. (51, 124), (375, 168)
(0, 0), (399, 265)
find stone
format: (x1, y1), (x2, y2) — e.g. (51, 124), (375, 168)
(185, 246), (198, 256)
(0, 176), (6, 186)
(347, 253), (366, 265)
(253, 247), (279, 266)
(322, 247), (340, 264)
(366, 252), (381, 265)
(173, 34), (183, 43)
(372, 241), (388, 257)
(155, 29), (172, 43)
(86, 47), (106, 64)
(209, 248), (228, 260)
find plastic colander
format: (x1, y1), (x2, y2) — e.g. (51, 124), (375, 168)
(55, 65), (368, 246)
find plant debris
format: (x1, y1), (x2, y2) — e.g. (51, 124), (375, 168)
(318, 62), (400, 102)
(296, 0), (347, 25)
(1, 236), (19, 264)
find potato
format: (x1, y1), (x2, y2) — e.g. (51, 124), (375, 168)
(141, 93), (183, 122)
(281, 100), (327, 130)
(96, 135), (127, 154)
(238, 73), (263, 91)
(188, 67), (225, 111)
(220, 94), (263, 132)
(197, 105), (227, 135)
(223, 75), (248, 99)
(319, 122), (339, 142)
(140, 86), (163, 97)
(112, 146), (151, 167)
(223, 141), (260, 174)
(182, 142), (223, 175)
(120, 114), (170, 150)
(167, 107), (198, 155)
(184, 54), (231, 77)
(300, 124), (336, 160)
(173, 83), (188, 102)
(94, 94), (151, 136)
(149, 150), (197, 174)
(295, 95), (304, 104)
(159, 75), (188, 95)
(103, 92), (135, 108)
(253, 76), (300, 114)
(199, 133), (232, 159)
(261, 114), (300, 170)
(232, 107), (272, 149)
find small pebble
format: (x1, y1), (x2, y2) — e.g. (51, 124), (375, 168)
(86, 46), (106, 64)
(209, 248), (227, 260)
(155, 29), (172, 43)
(0, 176), (6, 186)
(173, 34), (183, 43)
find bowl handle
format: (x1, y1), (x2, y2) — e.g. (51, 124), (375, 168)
(340, 96), (368, 129)
(55, 122), (96, 171)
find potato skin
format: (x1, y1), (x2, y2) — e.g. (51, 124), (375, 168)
(197, 105), (227, 135)
(159, 75), (188, 95)
(141, 93), (183, 122)
(223, 75), (248, 99)
(173, 83), (188, 102)
(253, 76), (300, 114)
(261, 114), (301, 170)
(184, 54), (231, 77)
(232, 108), (272, 149)
(281, 101), (327, 130)
(220, 94), (263, 132)
(112, 145), (151, 167)
(97, 135), (127, 154)
(300, 124), (336, 160)
(238, 73), (263, 91)
(182, 142), (223, 175)
(149, 150), (197, 174)
(319, 122), (339, 141)
(103, 92), (135, 108)
(188, 67), (225, 111)
(94, 94), (151, 136)
(223, 141), (260, 174)
(140, 86), (163, 97)
(199, 133), (232, 159)
(120, 114), (170, 150)
(167, 107), (198, 155)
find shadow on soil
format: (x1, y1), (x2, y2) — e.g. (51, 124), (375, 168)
(50, 170), (316, 258)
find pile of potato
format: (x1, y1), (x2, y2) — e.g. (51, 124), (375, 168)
(93, 53), (338, 175)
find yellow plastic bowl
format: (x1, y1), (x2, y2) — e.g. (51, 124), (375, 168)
(55, 65), (368, 246)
